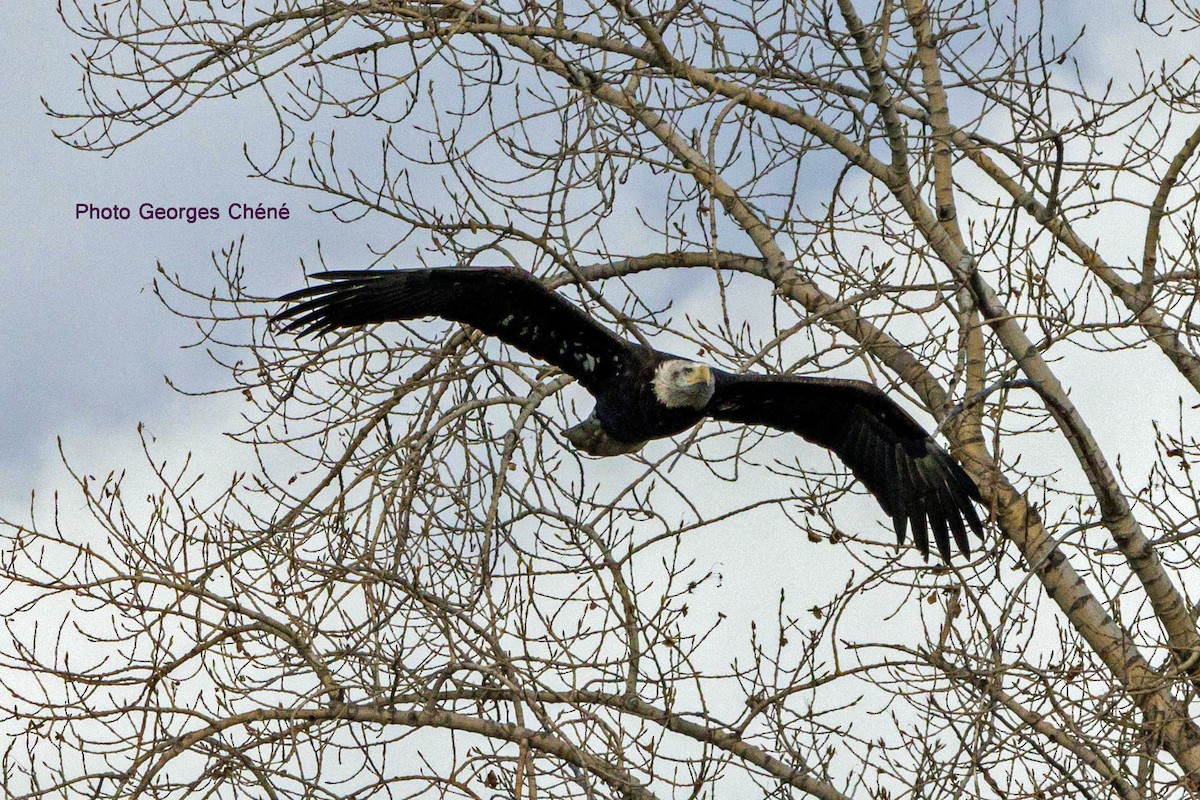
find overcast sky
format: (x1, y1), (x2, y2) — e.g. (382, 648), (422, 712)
(5, 1), (1190, 503)
(0, 6), (969, 714)
(0, 7), (393, 509)
(0, 7), (699, 505)
(10, 3), (1200, 796)
(3, 0), (1195, 559)
(9, 0), (1200, 574)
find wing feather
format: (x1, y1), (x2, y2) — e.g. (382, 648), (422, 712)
(918, 459), (956, 562)
(882, 443), (908, 545)
(708, 372), (983, 561)
(273, 268), (636, 393)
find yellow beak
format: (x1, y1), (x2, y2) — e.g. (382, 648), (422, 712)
(688, 364), (712, 384)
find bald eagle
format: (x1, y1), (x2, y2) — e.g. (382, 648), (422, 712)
(274, 267), (983, 562)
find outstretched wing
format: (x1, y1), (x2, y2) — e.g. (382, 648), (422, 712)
(707, 372), (983, 562)
(273, 268), (638, 393)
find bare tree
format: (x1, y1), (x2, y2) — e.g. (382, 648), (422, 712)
(7, 0), (1200, 797)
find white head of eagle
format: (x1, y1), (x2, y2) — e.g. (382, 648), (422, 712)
(652, 360), (715, 409)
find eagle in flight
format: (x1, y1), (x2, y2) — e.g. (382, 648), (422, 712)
(275, 267), (984, 562)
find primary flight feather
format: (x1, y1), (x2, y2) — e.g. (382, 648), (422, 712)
(274, 266), (984, 562)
